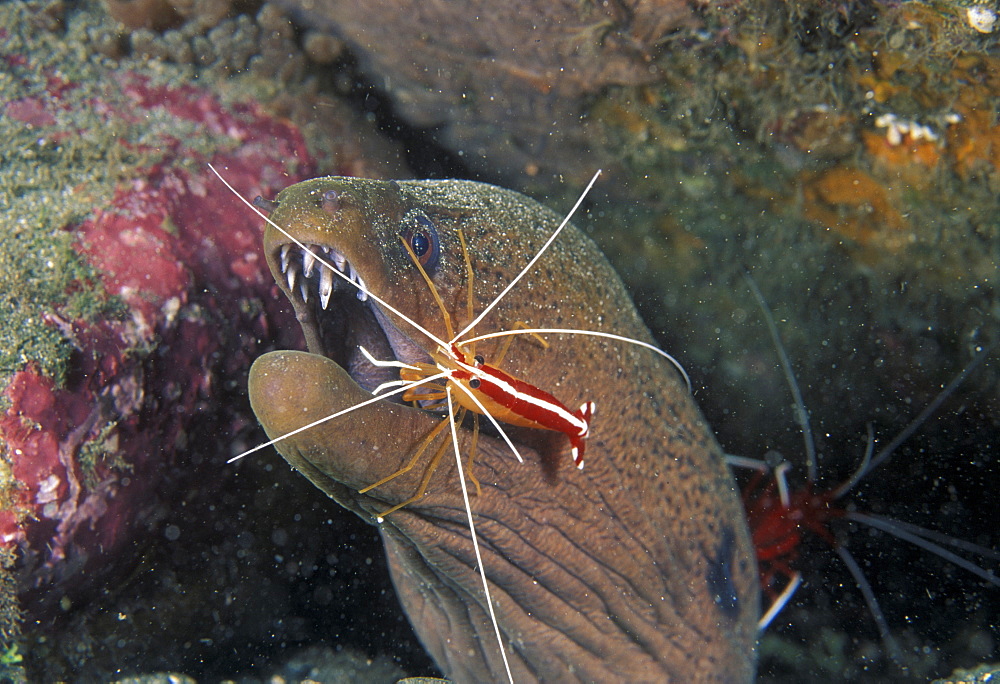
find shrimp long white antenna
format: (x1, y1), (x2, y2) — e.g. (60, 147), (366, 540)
(208, 164), (450, 351)
(757, 571), (801, 631)
(447, 379), (525, 464)
(854, 514), (1000, 563)
(464, 327), (692, 391)
(847, 512), (1000, 586)
(357, 347), (526, 465)
(834, 544), (903, 664)
(848, 345), (992, 486)
(830, 422), (875, 500)
(446, 385), (516, 684)
(742, 269), (817, 481)
(228, 370), (449, 462)
(453, 170), (602, 342)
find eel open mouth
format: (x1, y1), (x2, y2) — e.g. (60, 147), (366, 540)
(273, 241), (434, 396)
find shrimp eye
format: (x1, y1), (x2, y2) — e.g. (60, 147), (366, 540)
(474, 354), (485, 366)
(400, 212), (440, 272)
(469, 378), (482, 389)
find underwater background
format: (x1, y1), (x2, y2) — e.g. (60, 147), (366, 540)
(0, 0), (997, 681)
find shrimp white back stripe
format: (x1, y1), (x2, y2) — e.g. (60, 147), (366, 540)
(464, 361), (587, 435)
(446, 374), (525, 464)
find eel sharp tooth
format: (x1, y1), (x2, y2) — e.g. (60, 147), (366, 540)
(280, 244), (292, 273)
(302, 249), (316, 278)
(286, 261), (298, 292)
(319, 263), (334, 310)
(332, 252), (347, 272)
(355, 274), (368, 301)
(300, 278), (309, 304)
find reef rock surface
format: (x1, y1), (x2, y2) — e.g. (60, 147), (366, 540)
(276, 0), (697, 185)
(1, 41), (309, 622)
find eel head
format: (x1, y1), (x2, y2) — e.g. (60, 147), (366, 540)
(247, 176), (534, 520)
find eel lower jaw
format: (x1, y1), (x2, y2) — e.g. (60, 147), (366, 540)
(275, 241), (432, 395)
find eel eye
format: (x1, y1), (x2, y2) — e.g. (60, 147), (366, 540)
(400, 212), (440, 272)
(469, 378), (482, 389)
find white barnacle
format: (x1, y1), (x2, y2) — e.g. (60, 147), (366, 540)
(967, 5), (997, 34)
(909, 123), (938, 142)
(874, 113), (940, 146)
(875, 113), (904, 146)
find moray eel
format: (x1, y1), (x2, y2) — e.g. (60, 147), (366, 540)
(247, 177), (759, 683)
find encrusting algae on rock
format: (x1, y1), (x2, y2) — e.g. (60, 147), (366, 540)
(0, 0), (309, 647)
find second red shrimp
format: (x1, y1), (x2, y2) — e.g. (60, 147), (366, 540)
(728, 272), (998, 680)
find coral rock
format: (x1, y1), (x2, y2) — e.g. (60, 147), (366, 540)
(0, 45), (313, 617)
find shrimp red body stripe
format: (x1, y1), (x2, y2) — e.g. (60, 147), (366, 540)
(443, 344), (596, 468)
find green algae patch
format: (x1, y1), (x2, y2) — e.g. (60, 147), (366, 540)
(0, 0), (244, 394)
(76, 419), (131, 490)
(0, 547), (23, 683)
(0, 2), (135, 391)
(0, 203), (117, 389)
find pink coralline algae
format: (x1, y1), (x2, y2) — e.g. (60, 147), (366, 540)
(4, 97), (59, 128)
(0, 67), (313, 615)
